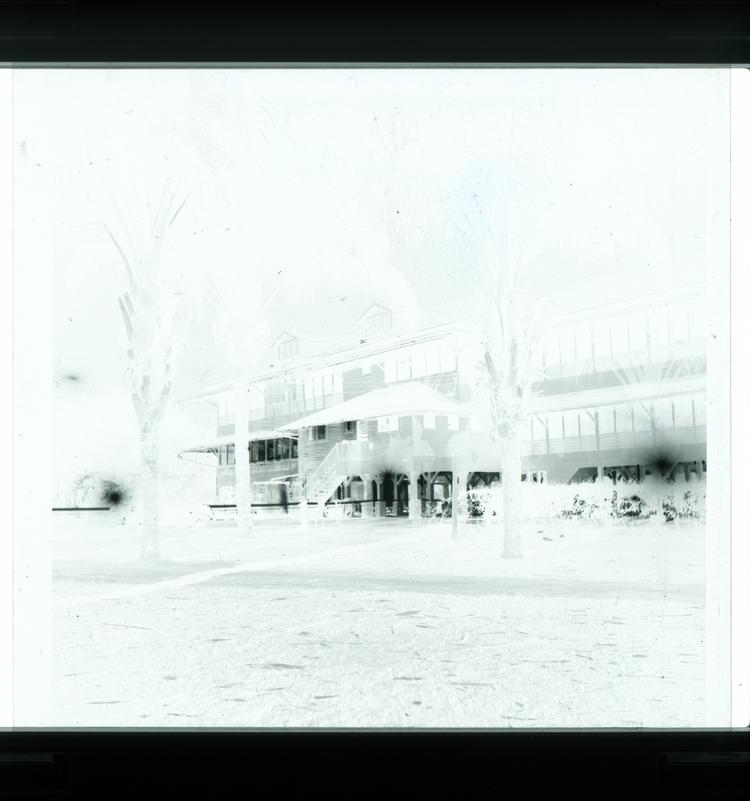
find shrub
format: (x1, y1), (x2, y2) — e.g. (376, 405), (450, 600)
(460, 479), (705, 524)
(560, 493), (597, 519)
(662, 489), (703, 522)
(611, 490), (656, 520)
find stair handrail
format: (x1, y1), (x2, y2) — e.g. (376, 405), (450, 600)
(307, 440), (344, 495)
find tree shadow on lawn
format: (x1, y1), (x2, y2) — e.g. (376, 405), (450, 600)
(53, 558), (235, 585)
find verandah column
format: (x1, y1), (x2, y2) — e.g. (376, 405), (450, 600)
(409, 414), (422, 521)
(376, 477), (384, 517)
(360, 473), (371, 518)
(409, 469), (420, 520)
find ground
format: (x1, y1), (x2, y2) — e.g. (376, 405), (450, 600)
(52, 513), (706, 727)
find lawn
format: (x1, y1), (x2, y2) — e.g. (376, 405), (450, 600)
(52, 514), (706, 727)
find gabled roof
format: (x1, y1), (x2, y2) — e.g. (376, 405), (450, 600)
(180, 321), (463, 401)
(180, 427), (299, 452)
(271, 330), (299, 348)
(357, 303), (392, 324)
(284, 381), (470, 429)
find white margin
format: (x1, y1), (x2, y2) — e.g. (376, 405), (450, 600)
(0, 69), (13, 728)
(730, 67), (750, 728)
(11, 67), (53, 726)
(703, 68), (733, 727)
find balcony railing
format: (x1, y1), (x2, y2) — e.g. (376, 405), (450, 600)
(218, 393), (346, 433)
(542, 341), (706, 383)
(521, 425), (706, 456)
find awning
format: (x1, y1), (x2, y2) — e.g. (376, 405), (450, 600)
(283, 382), (470, 429)
(528, 374), (704, 415)
(181, 428), (298, 453)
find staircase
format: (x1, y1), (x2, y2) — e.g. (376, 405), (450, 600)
(304, 441), (348, 507)
(304, 440), (369, 509)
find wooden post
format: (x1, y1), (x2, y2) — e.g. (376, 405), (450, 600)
(451, 454), (459, 539)
(360, 473), (371, 518)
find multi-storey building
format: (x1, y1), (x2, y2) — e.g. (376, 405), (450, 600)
(183, 286), (707, 517)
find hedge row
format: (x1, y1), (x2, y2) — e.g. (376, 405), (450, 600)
(466, 479), (705, 523)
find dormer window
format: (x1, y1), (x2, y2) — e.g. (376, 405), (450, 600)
(367, 311), (391, 336)
(273, 331), (299, 361)
(358, 303), (393, 339)
(279, 338), (299, 360)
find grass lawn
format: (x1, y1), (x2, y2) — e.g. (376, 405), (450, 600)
(52, 514), (706, 727)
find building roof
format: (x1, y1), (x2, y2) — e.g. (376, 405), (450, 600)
(181, 428), (298, 453)
(270, 330), (299, 347)
(528, 373), (704, 415)
(182, 321), (461, 401)
(284, 381), (469, 429)
(357, 303), (391, 323)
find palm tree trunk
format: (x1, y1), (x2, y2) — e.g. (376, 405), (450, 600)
(234, 380), (253, 532)
(501, 435), (523, 558)
(139, 421), (161, 561)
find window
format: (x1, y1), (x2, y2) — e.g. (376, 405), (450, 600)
(384, 356), (397, 383)
(547, 411), (564, 440)
(423, 413), (436, 430)
(593, 320), (611, 363)
(366, 311), (392, 336)
(632, 403), (652, 432)
(598, 405), (616, 434)
(447, 414), (459, 431)
(227, 444), (236, 465)
(397, 352), (411, 381)
(291, 438), (298, 459)
(673, 396), (693, 428)
(542, 331), (560, 367)
(610, 317), (629, 355)
(670, 309), (690, 344)
(249, 386), (265, 416)
(440, 345), (457, 373)
(693, 394), (706, 427)
(278, 338), (299, 360)
(629, 312), (648, 353)
(575, 325), (592, 364)
(559, 330), (576, 365)
(648, 309), (670, 350)
(580, 409), (596, 436)
(653, 398), (674, 430)
(531, 340), (545, 371)
(615, 403), (636, 433)
(377, 416), (398, 433)
(562, 410), (579, 439)
(425, 343), (441, 375)
(411, 347), (426, 378)
(345, 420), (356, 434)
(310, 425), (327, 441)
(267, 382), (286, 404)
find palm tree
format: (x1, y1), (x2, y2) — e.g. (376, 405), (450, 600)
(477, 262), (545, 558)
(105, 183), (190, 561)
(202, 269), (277, 533)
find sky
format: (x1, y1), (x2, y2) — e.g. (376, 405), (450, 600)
(10, 67), (730, 485)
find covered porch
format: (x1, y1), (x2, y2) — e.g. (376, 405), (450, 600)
(284, 382), (494, 519)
